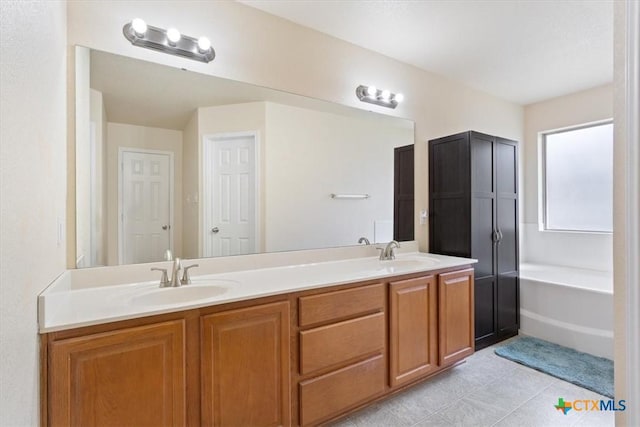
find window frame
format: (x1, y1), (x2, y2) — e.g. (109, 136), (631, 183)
(539, 119), (614, 234)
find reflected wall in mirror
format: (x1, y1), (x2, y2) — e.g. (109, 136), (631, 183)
(75, 47), (415, 268)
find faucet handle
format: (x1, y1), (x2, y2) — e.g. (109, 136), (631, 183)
(376, 247), (385, 260)
(181, 264), (200, 285)
(151, 268), (169, 287)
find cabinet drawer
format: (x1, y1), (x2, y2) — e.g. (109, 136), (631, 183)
(299, 283), (384, 327)
(299, 354), (385, 426)
(300, 312), (385, 375)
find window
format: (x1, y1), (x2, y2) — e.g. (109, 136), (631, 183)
(542, 121), (613, 232)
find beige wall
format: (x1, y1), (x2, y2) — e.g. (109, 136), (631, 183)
(86, 89), (108, 266)
(192, 101), (412, 255)
(98, 90), (108, 264)
(265, 102), (413, 251)
(0, 1), (67, 425)
(106, 123), (183, 264)
(613, 1), (639, 424)
(182, 111), (199, 258)
(522, 84), (613, 271)
(75, 47), (91, 267)
(67, 0), (524, 254)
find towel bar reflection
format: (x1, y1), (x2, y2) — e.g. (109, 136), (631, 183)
(330, 193), (370, 199)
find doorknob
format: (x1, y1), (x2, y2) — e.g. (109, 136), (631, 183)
(211, 227), (219, 233)
(162, 225), (171, 230)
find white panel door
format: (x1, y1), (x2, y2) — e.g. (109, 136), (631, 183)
(121, 150), (171, 264)
(203, 134), (257, 257)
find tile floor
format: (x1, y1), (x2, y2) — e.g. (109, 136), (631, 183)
(328, 340), (615, 427)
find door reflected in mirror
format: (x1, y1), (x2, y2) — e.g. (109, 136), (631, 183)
(75, 47), (415, 268)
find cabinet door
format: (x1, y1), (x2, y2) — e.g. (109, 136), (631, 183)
(438, 269), (475, 366)
(495, 138), (519, 337)
(201, 301), (290, 427)
(49, 320), (186, 427)
(394, 144), (415, 241)
(429, 133), (471, 257)
(389, 275), (438, 387)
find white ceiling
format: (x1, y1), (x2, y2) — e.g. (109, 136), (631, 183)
(240, 0), (613, 105)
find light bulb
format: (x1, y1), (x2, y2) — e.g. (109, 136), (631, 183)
(381, 90), (391, 100)
(394, 93), (404, 103)
(167, 28), (181, 44)
(197, 36), (211, 53)
(366, 86), (377, 97)
(131, 18), (147, 37)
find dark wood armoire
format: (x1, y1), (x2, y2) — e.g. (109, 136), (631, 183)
(428, 131), (519, 349)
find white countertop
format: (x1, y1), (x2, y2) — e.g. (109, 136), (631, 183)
(39, 252), (476, 333)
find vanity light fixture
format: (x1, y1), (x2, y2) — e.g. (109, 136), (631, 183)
(356, 85), (404, 109)
(123, 19), (215, 63)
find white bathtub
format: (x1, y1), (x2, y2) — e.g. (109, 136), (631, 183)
(519, 263), (613, 359)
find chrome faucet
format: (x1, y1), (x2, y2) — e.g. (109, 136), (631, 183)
(150, 267), (170, 287)
(151, 258), (199, 288)
(181, 263), (199, 285)
(170, 258), (182, 287)
(358, 237), (371, 245)
(379, 240), (400, 260)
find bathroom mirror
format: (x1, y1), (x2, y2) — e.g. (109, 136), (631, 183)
(75, 48), (414, 268)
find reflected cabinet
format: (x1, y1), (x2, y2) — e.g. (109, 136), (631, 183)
(429, 131), (519, 349)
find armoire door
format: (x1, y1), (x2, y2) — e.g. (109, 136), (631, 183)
(470, 133), (497, 347)
(394, 144), (415, 241)
(495, 138), (519, 337)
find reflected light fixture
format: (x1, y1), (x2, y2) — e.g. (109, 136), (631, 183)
(356, 85), (404, 109)
(123, 19), (215, 63)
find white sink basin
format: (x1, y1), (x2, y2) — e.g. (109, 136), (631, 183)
(379, 259), (424, 268)
(130, 285), (228, 306)
(354, 255), (441, 272)
(383, 255), (440, 266)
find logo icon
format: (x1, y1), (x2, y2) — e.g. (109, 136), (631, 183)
(555, 398), (572, 415)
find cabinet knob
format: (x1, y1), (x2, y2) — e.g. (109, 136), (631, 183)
(211, 227), (219, 234)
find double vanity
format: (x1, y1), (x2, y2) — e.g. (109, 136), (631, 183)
(50, 39), (479, 427)
(39, 247), (476, 426)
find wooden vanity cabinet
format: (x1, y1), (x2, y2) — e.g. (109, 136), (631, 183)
(43, 266), (475, 427)
(438, 268), (475, 366)
(297, 283), (386, 426)
(201, 301), (291, 427)
(389, 275), (438, 387)
(48, 320), (187, 427)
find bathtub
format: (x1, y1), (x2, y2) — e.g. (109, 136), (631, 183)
(519, 263), (613, 360)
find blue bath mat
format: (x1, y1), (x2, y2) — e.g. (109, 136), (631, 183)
(494, 336), (614, 398)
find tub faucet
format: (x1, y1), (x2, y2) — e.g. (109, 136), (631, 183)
(358, 237), (371, 245)
(379, 240), (400, 260)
